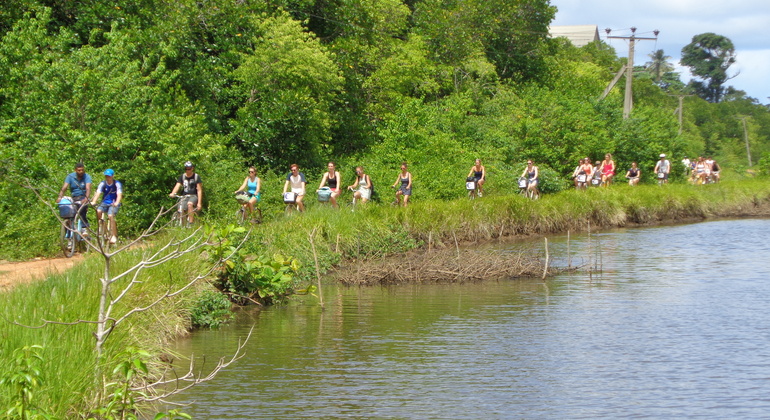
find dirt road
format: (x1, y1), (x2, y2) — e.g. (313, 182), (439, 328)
(0, 256), (83, 290)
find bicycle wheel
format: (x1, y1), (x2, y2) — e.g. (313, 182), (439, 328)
(60, 219), (72, 257)
(64, 220), (76, 258)
(235, 208), (246, 225)
(96, 218), (107, 248)
(468, 189), (475, 200)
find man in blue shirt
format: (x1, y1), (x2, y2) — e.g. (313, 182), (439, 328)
(91, 169), (123, 244)
(57, 162), (92, 229)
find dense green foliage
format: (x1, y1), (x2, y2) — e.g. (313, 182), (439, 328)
(0, 1), (769, 261)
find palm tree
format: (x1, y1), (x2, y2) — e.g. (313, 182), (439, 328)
(645, 49), (674, 83)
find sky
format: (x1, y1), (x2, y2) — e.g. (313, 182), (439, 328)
(550, 0), (770, 104)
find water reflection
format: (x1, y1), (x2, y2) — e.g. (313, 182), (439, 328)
(170, 219), (770, 419)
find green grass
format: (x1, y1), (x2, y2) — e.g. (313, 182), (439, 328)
(0, 234), (210, 417)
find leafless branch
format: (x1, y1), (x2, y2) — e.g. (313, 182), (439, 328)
(133, 325), (254, 402)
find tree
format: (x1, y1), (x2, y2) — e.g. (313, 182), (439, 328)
(645, 49), (674, 83)
(680, 33), (737, 103)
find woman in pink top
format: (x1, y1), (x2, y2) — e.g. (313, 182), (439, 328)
(601, 153), (616, 187)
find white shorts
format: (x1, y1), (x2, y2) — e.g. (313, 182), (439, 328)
(358, 187), (371, 200)
(291, 187), (305, 197)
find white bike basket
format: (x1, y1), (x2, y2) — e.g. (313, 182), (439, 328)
(283, 192), (297, 204)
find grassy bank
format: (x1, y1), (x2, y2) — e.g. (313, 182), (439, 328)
(247, 178), (770, 283)
(1, 179), (768, 416)
(0, 237), (207, 417)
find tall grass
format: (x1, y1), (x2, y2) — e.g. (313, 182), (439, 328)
(0, 236), (208, 417)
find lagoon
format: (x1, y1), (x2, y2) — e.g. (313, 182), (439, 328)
(170, 218), (770, 418)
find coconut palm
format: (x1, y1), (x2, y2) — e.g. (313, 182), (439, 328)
(645, 49), (674, 83)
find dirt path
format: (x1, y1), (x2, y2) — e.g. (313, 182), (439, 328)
(0, 255), (83, 290)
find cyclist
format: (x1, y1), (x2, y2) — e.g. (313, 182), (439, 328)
(710, 158), (721, 183)
(591, 161), (603, 186)
(625, 162), (641, 186)
(653, 154), (671, 184)
(347, 166), (372, 204)
(391, 162), (413, 207)
(283, 163), (306, 212)
(56, 162), (92, 233)
(91, 169), (123, 244)
(571, 158), (584, 188)
(601, 153), (616, 187)
(169, 161), (203, 225)
(520, 160), (540, 199)
(466, 159), (486, 197)
(693, 156), (708, 184)
(235, 166), (261, 221)
(317, 162), (341, 208)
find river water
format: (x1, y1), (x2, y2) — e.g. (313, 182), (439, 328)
(169, 219), (770, 419)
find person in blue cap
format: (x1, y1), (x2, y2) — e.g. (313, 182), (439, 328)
(91, 169), (123, 244)
(57, 162), (92, 231)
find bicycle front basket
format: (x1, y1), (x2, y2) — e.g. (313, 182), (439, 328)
(58, 197), (76, 218)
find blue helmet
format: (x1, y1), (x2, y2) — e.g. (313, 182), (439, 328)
(104, 168), (115, 177)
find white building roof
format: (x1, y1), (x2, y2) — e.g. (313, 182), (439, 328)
(548, 25), (600, 47)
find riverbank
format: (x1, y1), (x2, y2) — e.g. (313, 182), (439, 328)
(249, 179), (770, 285)
(1, 179), (768, 416)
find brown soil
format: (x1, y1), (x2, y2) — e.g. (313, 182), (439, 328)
(0, 255), (83, 290)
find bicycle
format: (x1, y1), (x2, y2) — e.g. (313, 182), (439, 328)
(283, 192), (300, 216)
(58, 197), (87, 258)
(235, 192), (262, 224)
(518, 177), (539, 200)
(96, 210), (115, 249)
(170, 194), (195, 227)
(575, 173), (588, 190)
(657, 172), (667, 186)
(466, 177), (479, 199)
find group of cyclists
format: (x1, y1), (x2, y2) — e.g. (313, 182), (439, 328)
(570, 153), (621, 189)
(56, 163), (123, 245)
(569, 153), (720, 188)
(54, 153), (721, 244)
(682, 156), (721, 184)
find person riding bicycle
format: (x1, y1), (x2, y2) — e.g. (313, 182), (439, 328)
(654, 154), (671, 184)
(591, 161), (603, 186)
(601, 154), (616, 187)
(235, 166), (261, 221)
(571, 158), (584, 188)
(710, 158), (721, 183)
(317, 162), (341, 208)
(625, 162), (641, 186)
(57, 162), (92, 232)
(347, 166), (372, 204)
(90, 169), (123, 244)
(169, 161), (203, 225)
(466, 159), (486, 197)
(391, 162), (413, 207)
(283, 163), (306, 212)
(520, 160), (540, 199)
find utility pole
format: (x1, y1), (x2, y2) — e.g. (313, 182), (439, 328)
(669, 94), (694, 135)
(738, 117), (752, 167)
(599, 27), (659, 119)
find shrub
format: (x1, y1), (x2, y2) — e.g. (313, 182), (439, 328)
(190, 290), (233, 329)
